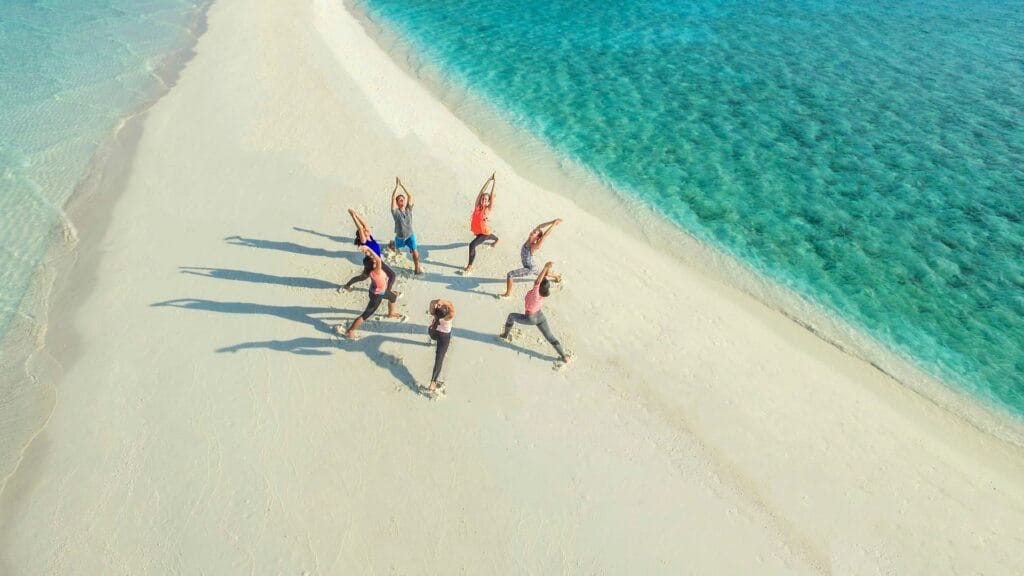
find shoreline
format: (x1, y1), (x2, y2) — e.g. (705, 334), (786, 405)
(0, 0), (214, 495)
(2, 0), (1022, 572)
(345, 0), (1024, 445)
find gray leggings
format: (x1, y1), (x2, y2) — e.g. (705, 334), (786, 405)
(502, 311), (566, 359)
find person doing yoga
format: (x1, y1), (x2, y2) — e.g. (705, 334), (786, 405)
(500, 218), (563, 299)
(499, 261), (572, 364)
(463, 172), (499, 274)
(341, 208), (399, 298)
(389, 177), (423, 275)
(424, 298), (456, 397)
(341, 246), (404, 340)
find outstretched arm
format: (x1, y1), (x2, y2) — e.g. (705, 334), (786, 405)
(397, 177), (414, 206)
(535, 261), (554, 286)
(348, 209), (368, 243)
(475, 172), (495, 205)
(391, 178), (400, 210)
(361, 245), (382, 271)
(531, 219), (562, 252)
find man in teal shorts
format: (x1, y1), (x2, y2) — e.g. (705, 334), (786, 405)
(389, 177), (423, 275)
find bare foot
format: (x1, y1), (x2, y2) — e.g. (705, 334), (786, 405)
(553, 355), (574, 371)
(414, 268), (424, 275)
(424, 381), (445, 399)
(344, 331), (360, 341)
(497, 293), (511, 300)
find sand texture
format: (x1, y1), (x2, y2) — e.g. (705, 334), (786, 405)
(2, 0), (1023, 573)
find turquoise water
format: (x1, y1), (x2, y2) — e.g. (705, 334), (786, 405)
(358, 0), (1024, 414)
(0, 0), (203, 336)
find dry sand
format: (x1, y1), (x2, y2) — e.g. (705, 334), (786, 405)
(2, 0), (1023, 573)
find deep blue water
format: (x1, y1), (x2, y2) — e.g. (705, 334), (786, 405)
(358, 0), (1024, 414)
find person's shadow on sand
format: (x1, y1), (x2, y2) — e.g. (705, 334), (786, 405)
(152, 298), (424, 394)
(293, 226), (463, 267)
(153, 298), (560, 394)
(151, 298), (352, 334)
(292, 227), (352, 244)
(225, 235), (359, 263)
(213, 319), (556, 362)
(179, 266), (340, 290)
(287, 227), (512, 296)
(397, 268), (505, 296)
(218, 334), (427, 394)
(216, 328), (556, 395)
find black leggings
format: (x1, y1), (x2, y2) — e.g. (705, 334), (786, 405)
(345, 260), (396, 293)
(360, 289), (397, 320)
(428, 326), (451, 383)
(467, 234), (498, 266)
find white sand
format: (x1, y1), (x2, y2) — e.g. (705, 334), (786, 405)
(2, 0), (1024, 573)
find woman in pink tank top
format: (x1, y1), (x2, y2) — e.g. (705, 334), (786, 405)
(463, 172), (500, 274)
(340, 246), (405, 340)
(499, 261), (572, 365)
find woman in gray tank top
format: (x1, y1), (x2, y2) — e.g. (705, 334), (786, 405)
(500, 218), (563, 298)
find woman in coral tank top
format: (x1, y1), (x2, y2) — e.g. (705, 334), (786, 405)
(463, 172), (500, 274)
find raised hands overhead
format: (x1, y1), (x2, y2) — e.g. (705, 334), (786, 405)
(476, 172), (497, 207)
(348, 208), (370, 243)
(359, 244), (382, 268)
(396, 177), (413, 206)
(536, 261), (555, 286)
(529, 218), (563, 252)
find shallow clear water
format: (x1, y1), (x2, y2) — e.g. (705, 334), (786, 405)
(0, 0), (202, 334)
(359, 0), (1024, 414)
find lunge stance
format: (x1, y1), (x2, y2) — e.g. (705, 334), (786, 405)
(464, 173), (499, 274)
(389, 177), (423, 275)
(341, 246), (403, 340)
(500, 218), (563, 298)
(499, 261), (572, 364)
(342, 208), (399, 298)
(425, 298), (456, 397)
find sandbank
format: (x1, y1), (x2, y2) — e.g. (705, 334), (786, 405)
(1, 0), (1023, 573)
